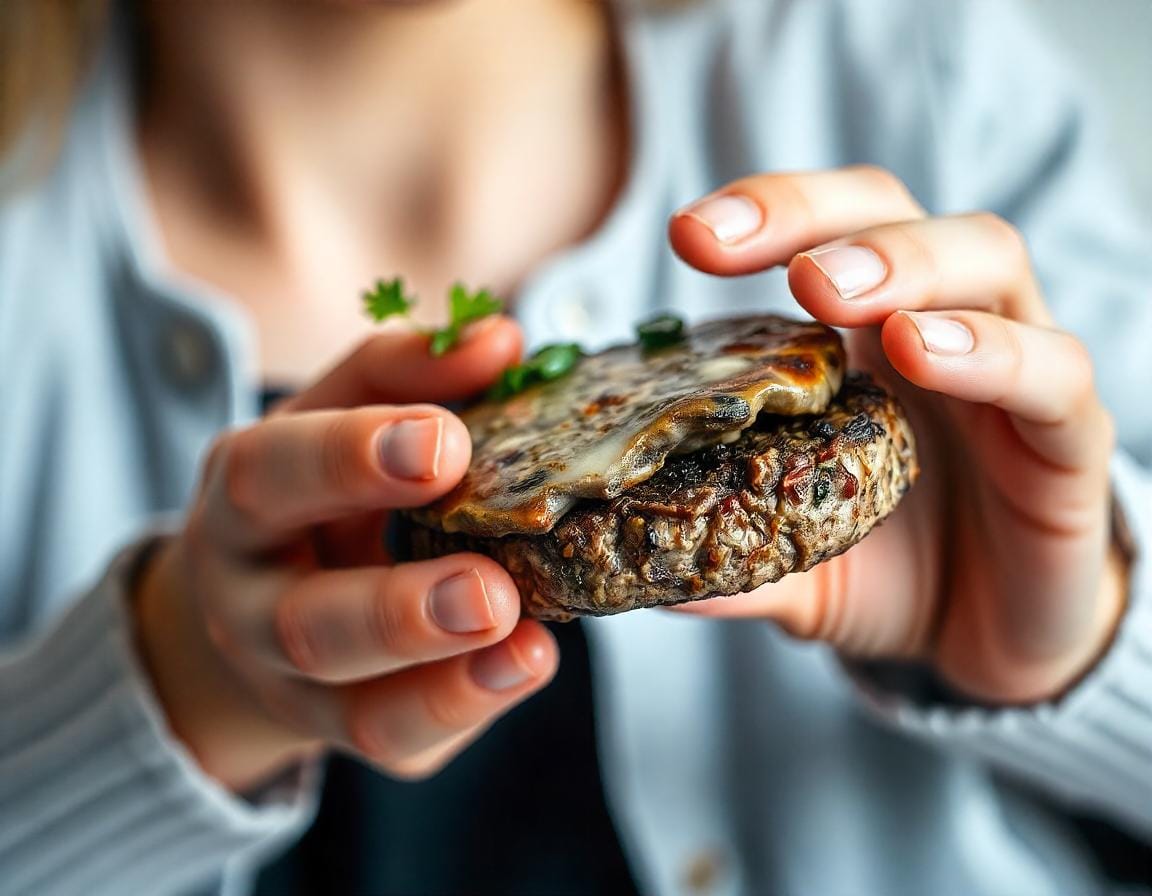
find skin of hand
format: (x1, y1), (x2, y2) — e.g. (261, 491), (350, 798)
(135, 317), (559, 793)
(668, 165), (1129, 705)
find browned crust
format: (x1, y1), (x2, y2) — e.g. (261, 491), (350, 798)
(398, 374), (917, 621)
(415, 316), (845, 537)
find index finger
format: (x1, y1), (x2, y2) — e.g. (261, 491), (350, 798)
(284, 316), (523, 412)
(668, 166), (924, 277)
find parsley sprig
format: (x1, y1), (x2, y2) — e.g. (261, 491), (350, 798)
(429, 284), (503, 356)
(362, 277), (415, 322)
(362, 277), (504, 356)
(361, 277), (586, 399)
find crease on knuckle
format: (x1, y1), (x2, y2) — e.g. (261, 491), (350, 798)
(348, 703), (402, 767)
(422, 679), (478, 733)
(885, 226), (941, 301)
(318, 413), (373, 503)
(366, 570), (408, 660)
(223, 432), (275, 531)
(986, 317), (1027, 408)
(276, 594), (318, 675)
(740, 174), (814, 235)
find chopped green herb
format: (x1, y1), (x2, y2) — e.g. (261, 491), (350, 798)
(813, 476), (832, 507)
(488, 342), (584, 400)
(636, 313), (686, 350)
(362, 277), (415, 322)
(531, 343), (583, 379)
(428, 283), (504, 356)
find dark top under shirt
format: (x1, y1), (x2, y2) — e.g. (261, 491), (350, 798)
(252, 388), (639, 896)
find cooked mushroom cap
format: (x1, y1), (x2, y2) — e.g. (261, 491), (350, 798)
(415, 316), (845, 537)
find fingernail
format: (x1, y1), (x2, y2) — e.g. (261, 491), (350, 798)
(379, 417), (443, 481)
(678, 194), (763, 244)
(470, 640), (537, 692)
(804, 245), (888, 300)
(428, 569), (496, 634)
(905, 312), (975, 356)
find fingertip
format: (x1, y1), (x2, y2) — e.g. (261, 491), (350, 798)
(449, 552), (522, 631)
(434, 409), (473, 487)
(787, 253), (849, 324)
(668, 199), (770, 277)
(880, 311), (961, 391)
(372, 405), (472, 501)
(508, 618), (560, 682)
(356, 316), (525, 406)
(451, 315), (524, 376)
(880, 311), (924, 372)
(668, 210), (722, 269)
(467, 617), (558, 694)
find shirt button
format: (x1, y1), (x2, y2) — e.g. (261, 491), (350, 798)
(162, 319), (216, 390)
(549, 290), (596, 340)
(681, 848), (727, 894)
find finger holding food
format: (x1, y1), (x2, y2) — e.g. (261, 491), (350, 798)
(134, 323), (558, 792)
(399, 316), (918, 620)
(662, 165), (1127, 705)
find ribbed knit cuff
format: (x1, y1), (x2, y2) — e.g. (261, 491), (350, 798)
(0, 538), (315, 896)
(855, 453), (1152, 839)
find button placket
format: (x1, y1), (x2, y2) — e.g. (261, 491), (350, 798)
(160, 316), (216, 391)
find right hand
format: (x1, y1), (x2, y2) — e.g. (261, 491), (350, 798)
(135, 318), (558, 792)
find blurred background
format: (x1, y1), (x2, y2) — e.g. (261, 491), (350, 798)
(1026, 0), (1152, 208)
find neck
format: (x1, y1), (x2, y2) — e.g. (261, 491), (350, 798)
(137, 0), (625, 311)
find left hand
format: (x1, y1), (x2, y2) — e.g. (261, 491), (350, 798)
(667, 166), (1128, 705)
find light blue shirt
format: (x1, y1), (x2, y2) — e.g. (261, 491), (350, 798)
(2, 1), (1151, 894)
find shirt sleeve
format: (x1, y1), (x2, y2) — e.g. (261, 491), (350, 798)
(852, 0), (1152, 842)
(856, 453), (1152, 839)
(0, 535), (317, 896)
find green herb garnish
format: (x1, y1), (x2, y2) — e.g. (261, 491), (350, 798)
(362, 277), (415, 322)
(428, 283), (504, 356)
(362, 279), (504, 356)
(488, 342), (583, 400)
(636, 313), (685, 350)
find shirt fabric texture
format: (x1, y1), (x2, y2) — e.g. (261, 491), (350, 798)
(1, 1), (1151, 894)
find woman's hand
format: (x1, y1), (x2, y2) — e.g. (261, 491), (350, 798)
(668, 166), (1128, 705)
(135, 319), (558, 792)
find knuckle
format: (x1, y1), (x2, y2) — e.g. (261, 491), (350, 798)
(347, 705), (402, 767)
(275, 595), (319, 675)
(367, 570), (409, 658)
(422, 680), (478, 732)
(222, 430), (274, 530)
(974, 213), (1029, 264)
(884, 226), (939, 288)
(849, 164), (915, 206)
(1056, 332), (1096, 413)
(730, 173), (814, 229)
(991, 318), (1027, 405)
(770, 176), (817, 227)
(318, 412), (375, 500)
